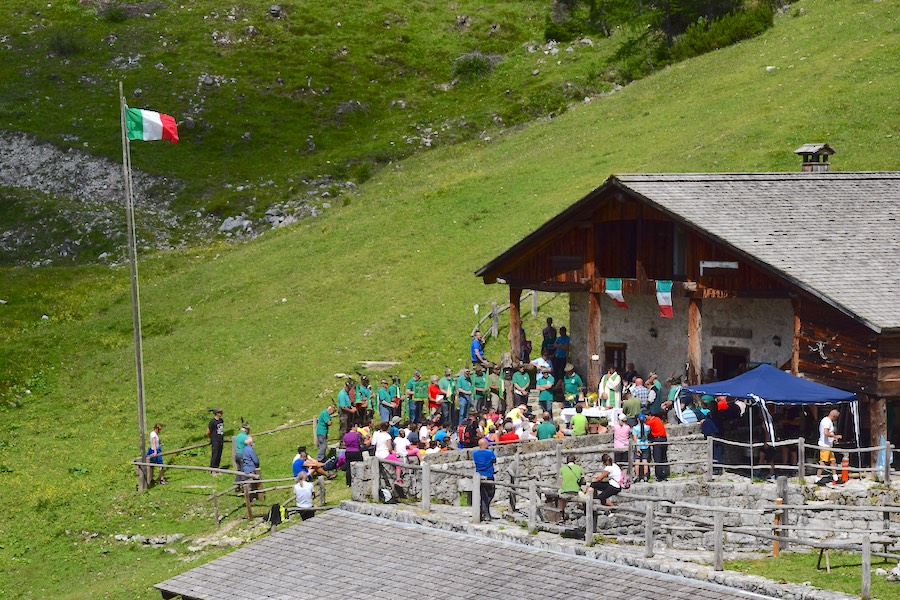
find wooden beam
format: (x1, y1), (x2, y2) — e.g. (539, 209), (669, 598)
(508, 287), (523, 364)
(791, 296), (801, 375)
(687, 298), (702, 385)
(588, 292), (602, 392)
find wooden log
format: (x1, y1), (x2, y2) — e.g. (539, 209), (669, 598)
(713, 513), (724, 571)
(885, 443), (893, 484)
(797, 437), (805, 480)
(243, 482), (253, 520)
(776, 476), (789, 551)
(773, 498), (782, 556)
(706, 436), (714, 482)
(131, 461), (255, 478)
(791, 296), (801, 375)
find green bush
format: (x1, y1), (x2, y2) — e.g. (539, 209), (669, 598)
(102, 5), (129, 24)
(48, 30), (85, 56)
(452, 52), (499, 80)
(670, 6), (775, 62)
(543, 16), (582, 43)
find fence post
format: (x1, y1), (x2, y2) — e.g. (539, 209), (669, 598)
(555, 443), (563, 488)
(884, 443), (892, 484)
(797, 437), (805, 480)
(585, 491), (595, 544)
(531, 290), (538, 316)
(317, 475), (326, 506)
(644, 504), (654, 558)
(528, 480), (537, 532)
(491, 302), (499, 338)
(861, 534), (871, 600)
(627, 437), (634, 479)
(706, 436), (714, 482)
(243, 482), (253, 519)
(212, 493), (220, 529)
(713, 513), (724, 571)
(471, 473), (482, 523)
(371, 458), (381, 502)
(776, 476), (789, 551)
(773, 497), (782, 556)
(421, 462), (432, 512)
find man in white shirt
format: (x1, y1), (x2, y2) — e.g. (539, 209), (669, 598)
(293, 471), (316, 520)
(816, 409), (842, 485)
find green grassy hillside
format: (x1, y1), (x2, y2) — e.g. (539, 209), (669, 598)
(0, 0), (898, 597)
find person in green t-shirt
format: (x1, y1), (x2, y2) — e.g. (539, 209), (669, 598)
(569, 403), (588, 436)
(338, 380), (356, 437)
(471, 363), (488, 413)
(622, 388), (642, 426)
(456, 367), (473, 427)
(438, 368), (456, 427)
(488, 364), (503, 413)
(315, 405), (335, 462)
(356, 376), (374, 425)
(512, 364), (531, 409)
(563, 364), (585, 408)
(536, 411), (557, 440)
(536, 365), (555, 414)
(559, 455), (586, 502)
(388, 376), (402, 419)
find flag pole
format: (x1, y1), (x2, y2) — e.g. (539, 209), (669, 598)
(119, 81), (149, 491)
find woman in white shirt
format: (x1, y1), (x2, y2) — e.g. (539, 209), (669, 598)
(589, 454), (622, 507)
(371, 421), (393, 459)
(293, 471), (316, 520)
(393, 430), (411, 460)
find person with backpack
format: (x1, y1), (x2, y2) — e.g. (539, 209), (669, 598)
(632, 414), (651, 482)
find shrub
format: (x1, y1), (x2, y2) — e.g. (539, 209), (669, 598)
(48, 30), (84, 56)
(452, 51), (500, 80)
(102, 5), (129, 24)
(670, 5), (775, 62)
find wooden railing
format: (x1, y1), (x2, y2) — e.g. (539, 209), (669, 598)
(367, 455), (899, 600)
(471, 290), (556, 339)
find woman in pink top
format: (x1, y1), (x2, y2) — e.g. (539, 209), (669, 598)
(612, 413), (631, 465)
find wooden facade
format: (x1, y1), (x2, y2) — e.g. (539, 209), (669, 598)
(477, 175), (898, 448)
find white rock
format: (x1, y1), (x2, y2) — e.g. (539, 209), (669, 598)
(765, 66), (777, 72)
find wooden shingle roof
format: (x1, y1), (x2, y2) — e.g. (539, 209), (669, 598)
(476, 172), (900, 333)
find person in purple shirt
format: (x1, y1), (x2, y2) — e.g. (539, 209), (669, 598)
(472, 438), (497, 520)
(342, 429), (365, 487)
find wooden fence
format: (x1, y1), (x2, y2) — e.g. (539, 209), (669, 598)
(368, 456), (899, 600)
(471, 290), (551, 339)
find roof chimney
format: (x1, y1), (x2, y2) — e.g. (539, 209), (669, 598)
(794, 143), (835, 172)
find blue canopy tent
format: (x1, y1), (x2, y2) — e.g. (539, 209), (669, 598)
(685, 364), (859, 476)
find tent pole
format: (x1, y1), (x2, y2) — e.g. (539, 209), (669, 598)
(749, 404), (754, 479)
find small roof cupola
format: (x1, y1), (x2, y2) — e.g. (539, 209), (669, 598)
(794, 143), (835, 172)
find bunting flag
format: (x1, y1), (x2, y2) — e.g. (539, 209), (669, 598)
(656, 280), (673, 318)
(605, 278), (628, 309)
(125, 107), (179, 143)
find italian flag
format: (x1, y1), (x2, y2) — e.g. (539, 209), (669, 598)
(126, 107), (179, 143)
(657, 280), (674, 318)
(605, 278), (628, 309)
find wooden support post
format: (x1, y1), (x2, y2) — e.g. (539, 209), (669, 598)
(243, 482), (253, 520)
(508, 288), (523, 363)
(791, 296), (801, 375)
(421, 462), (431, 512)
(531, 290), (538, 316)
(687, 298), (702, 385)
(773, 497), (782, 556)
(776, 476), (789, 551)
(861, 534), (872, 600)
(585, 491), (595, 544)
(713, 513), (724, 571)
(706, 436), (714, 481)
(528, 480), (537, 532)
(870, 397), (887, 469)
(371, 458), (381, 501)
(491, 302), (499, 339)
(644, 504), (654, 558)
(797, 437), (805, 480)
(884, 443), (892, 484)
(317, 475), (326, 506)
(472, 472), (482, 524)
(213, 493), (220, 529)
(587, 292), (602, 393)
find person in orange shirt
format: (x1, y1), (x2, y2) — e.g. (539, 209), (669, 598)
(644, 412), (669, 482)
